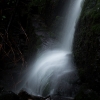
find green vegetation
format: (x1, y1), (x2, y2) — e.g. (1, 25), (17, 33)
(73, 0), (100, 99)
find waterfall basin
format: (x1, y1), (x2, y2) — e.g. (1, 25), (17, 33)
(25, 50), (75, 96)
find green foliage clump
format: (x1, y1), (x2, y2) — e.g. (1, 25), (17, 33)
(73, 0), (100, 99)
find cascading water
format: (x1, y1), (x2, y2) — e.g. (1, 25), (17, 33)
(19, 0), (84, 97)
(60, 0), (84, 51)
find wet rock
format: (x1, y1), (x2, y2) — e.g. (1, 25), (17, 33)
(0, 90), (20, 100)
(0, 89), (52, 100)
(18, 90), (51, 100)
(52, 96), (74, 100)
(73, 0), (100, 99)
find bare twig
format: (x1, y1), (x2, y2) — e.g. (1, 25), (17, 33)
(2, 47), (11, 60)
(0, 32), (11, 48)
(18, 22), (29, 42)
(0, 44), (2, 50)
(6, 0), (19, 32)
(2, 49), (11, 59)
(0, 31), (26, 66)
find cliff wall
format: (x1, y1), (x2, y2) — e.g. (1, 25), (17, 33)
(73, 0), (100, 99)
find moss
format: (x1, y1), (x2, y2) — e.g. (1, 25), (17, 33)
(73, 0), (100, 99)
(75, 90), (100, 100)
(75, 84), (100, 100)
(91, 24), (100, 32)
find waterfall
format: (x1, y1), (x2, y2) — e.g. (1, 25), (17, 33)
(19, 0), (84, 97)
(60, 0), (84, 51)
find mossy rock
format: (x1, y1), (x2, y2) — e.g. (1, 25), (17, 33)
(74, 84), (100, 100)
(73, 0), (100, 98)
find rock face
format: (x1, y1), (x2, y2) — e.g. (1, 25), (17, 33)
(73, 0), (100, 99)
(0, 91), (20, 100)
(0, 90), (51, 100)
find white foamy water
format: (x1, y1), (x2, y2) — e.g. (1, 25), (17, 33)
(26, 50), (73, 95)
(60, 0), (84, 51)
(18, 0), (84, 96)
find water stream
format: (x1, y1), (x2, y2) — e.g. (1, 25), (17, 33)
(19, 0), (84, 97)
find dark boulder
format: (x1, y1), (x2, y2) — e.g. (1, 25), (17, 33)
(0, 91), (20, 100)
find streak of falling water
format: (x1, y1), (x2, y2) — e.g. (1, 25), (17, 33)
(60, 0), (84, 51)
(19, 0), (84, 97)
